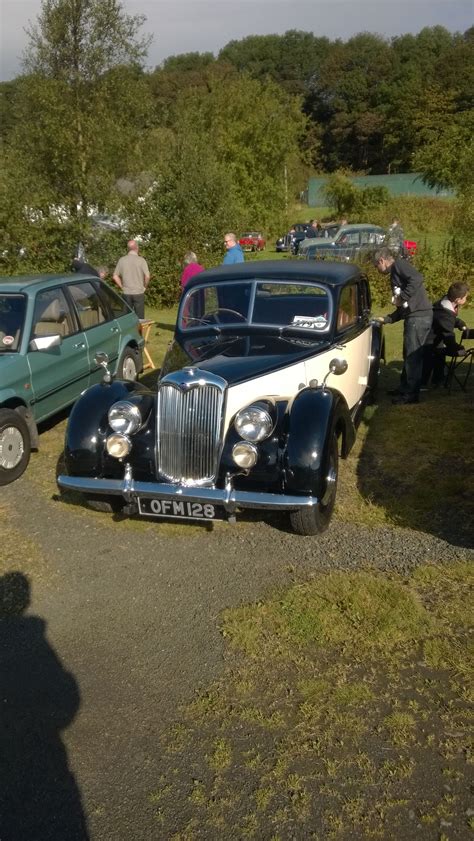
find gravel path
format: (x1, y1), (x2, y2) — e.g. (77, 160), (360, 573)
(1, 474), (471, 840)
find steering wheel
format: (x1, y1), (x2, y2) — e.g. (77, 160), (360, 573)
(185, 308), (246, 326)
(205, 308), (246, 323)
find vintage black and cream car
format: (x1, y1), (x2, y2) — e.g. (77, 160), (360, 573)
(58, 261), (383, 535)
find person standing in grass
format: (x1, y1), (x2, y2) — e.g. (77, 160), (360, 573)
(180, 251), (204, 290)
(222, 233), (244, 265)
(374, 247), (432, 405)
(112, 239), (150, 319)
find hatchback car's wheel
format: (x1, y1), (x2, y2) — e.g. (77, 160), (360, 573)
(0, 408), (31, 486)
(289, 433), (338, 536)
(117, 348), (139, 381)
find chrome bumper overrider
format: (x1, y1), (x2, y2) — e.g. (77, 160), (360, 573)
(57, 465), (318, 513)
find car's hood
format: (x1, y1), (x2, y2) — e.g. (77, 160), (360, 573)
(161, 333), (329, 386)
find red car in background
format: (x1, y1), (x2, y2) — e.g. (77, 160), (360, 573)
(403, 239), (417, 257)
(239, 232), (266, 252)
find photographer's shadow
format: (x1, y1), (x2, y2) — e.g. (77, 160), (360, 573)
(0, 572), (89, 840)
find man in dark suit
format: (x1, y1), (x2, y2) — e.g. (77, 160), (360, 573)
(374, 247), (432, 404)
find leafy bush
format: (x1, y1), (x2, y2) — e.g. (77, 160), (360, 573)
(322, 172), (390, 218)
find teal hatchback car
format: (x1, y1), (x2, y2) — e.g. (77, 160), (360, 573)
(0, 273), (145, 485)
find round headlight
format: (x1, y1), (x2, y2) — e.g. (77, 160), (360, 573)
(232, 442), (258, 469)
(106, 433), (131, 459)
(234, 405), (273, 443)
(108, 401), (141, 435)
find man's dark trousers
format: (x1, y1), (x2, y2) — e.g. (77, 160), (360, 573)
(123, 293), (145, 319)
(400, 315), (432, 398)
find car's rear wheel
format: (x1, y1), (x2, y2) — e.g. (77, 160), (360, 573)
(289, 433), (338, 535)
(0, 408), (31, 486)
(117, 347), (139, 381)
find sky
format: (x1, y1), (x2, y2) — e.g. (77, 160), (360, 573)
(1, 0), (472, 81)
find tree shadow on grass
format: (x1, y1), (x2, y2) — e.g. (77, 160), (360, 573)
(0, 572), (89, 840)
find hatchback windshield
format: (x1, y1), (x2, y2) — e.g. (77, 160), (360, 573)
(180, 281), (331, 333)
(0, 294), (26, 351)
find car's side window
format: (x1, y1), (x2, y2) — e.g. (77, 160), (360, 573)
(32, 288), (72, 338)
(98, 282), (131, 318)
(337, 284), (359, 330)
(69, 282), (108, 330)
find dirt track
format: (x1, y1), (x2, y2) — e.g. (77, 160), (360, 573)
(1, 469), (471, 840)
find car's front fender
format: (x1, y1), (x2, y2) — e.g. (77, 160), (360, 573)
(64, 379), (153, 476)
(284, 386), (355, 496)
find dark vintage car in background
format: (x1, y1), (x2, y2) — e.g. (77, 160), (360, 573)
(58, 261), (383, 535)
(276, 223), (310, 254)
(0, 273), (144, 485)
(298, 224), (386, 261)
(239, 232), (266, 252)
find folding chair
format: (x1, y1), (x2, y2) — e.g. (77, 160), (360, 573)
(444, 328), (474, 392)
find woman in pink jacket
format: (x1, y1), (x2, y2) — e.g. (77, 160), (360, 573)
(180, 251), (204, 290)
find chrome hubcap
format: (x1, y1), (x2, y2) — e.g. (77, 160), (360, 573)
(0, 426), (24, 470)
(122, 357), (137, 381)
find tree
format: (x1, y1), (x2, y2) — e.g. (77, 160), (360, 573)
(11, 0), (152, 220)
(128, 74), (308, 306)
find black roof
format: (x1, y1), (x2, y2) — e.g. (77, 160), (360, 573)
(186, 260), (361, 290)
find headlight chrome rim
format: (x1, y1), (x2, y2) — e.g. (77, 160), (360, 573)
(106, 433), (131, 459)
(232, 442), (258, 469)
(108, 401), (142, 435)
(234, 405), (273, 443)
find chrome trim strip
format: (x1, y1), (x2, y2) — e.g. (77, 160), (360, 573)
(57, 474), (319, 512)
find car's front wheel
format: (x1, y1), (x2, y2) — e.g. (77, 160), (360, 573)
(117, 347), (140, 381)
(289, 433), (338, 535)
(0, 408), (31, 486)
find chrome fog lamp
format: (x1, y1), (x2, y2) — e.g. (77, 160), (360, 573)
(108, 401), (141, 435)
(234, 405), (273, 442)
(232, 442), (258, 469)
(106, 433), (131, 459)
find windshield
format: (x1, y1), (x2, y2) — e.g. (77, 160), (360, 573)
(0, 294), (26, 351)
(180, 280), (332, 334)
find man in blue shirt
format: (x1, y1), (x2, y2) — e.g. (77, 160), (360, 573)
(223, 233), (244, 265)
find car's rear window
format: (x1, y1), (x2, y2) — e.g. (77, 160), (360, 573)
(0, 294), (26, 351)
(180, 281), (331, 333)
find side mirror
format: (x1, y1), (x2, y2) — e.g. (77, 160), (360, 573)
(322, 357), (348, 388)
(329, 358), (348, 376)
(95, 351), (112, 383)
(29, 334), (62, 351)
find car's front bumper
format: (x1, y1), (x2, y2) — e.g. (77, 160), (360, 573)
(58, 465), (318, 514)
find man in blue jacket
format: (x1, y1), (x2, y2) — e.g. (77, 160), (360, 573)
(374, 247), (432, 404)
(223, 233), (244, 264)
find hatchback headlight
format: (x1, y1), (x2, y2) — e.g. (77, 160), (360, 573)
(108, 401), (141, 435)
(234, 404), (273, 443)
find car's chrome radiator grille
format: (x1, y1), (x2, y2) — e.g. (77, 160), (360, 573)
(156, 375), (226, 484)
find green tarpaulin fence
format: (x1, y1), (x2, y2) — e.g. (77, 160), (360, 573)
(307, 173), (454, 206)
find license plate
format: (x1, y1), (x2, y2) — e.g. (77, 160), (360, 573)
(137, 497), (224, 521)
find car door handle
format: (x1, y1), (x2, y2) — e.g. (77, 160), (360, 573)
(73, 341), (86, 349)
(110, 326), (119, 333)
